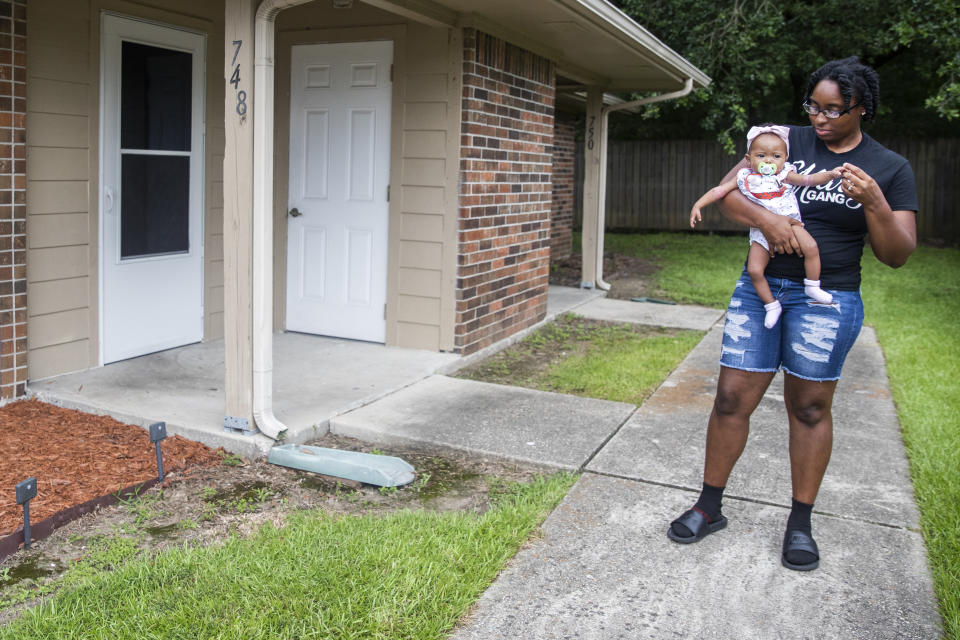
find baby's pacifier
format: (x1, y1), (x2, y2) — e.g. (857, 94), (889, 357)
(758, 162), (778, 176)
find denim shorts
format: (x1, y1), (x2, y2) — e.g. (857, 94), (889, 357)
(718, 272), (864, 381)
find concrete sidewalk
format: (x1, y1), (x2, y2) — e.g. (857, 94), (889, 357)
(331, 293), (942, 639)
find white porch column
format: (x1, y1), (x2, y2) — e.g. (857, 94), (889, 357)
(580, 87), (604, 288)
(223, 0), (255, 429)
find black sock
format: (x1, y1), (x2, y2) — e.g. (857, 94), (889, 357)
(787, 498), (813, 533)
(693, 482), (725, 522)
(784, 499), (817, 566)
(671, 482), (725, 538)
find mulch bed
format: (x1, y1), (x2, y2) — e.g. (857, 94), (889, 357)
(0, 399), (223, 536)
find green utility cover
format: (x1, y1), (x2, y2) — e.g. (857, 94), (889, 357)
(267, 444), (415, 487)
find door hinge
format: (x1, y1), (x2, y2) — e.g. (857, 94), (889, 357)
(384, 304), (387, 319)
(390, 64), (394, 82)
(387, 185), (390, 202)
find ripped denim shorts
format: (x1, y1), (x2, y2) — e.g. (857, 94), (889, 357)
(719, 271), (864, 381)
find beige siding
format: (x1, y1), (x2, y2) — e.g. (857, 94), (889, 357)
(28, 148), (89, 181)
(396, 322), (440, 350)
(399, 240), (443, 270)
(399, 212), (443, 242)
(26, 79), (89, 116)
(26, 0), (225, 380)
(394, 21), (456, 348)
(28, 277), (89, 316)
(29, 341), (91, 381)
(26, 181), (87, 214)
(27, 246), (88, 283)
(273, 8), (460, 353)
(397, 295), (441, 325)
(28, 308), (90, 351)
(27, 213), (89, 249)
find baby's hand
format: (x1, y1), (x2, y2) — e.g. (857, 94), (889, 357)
(826, 166), (844, 179)
(690, 208), (701, 228)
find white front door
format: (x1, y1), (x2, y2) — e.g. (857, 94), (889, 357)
(100, 15), (205, 363)
(286, 41), (393, 342)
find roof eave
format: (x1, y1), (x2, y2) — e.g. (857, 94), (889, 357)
(552, 0), (710, 89)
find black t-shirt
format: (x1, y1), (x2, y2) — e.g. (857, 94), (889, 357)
(760, 126), (918, 290)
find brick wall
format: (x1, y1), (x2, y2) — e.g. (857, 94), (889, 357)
(550, 113), (576, 262)
(0, 0), (25, 399)
(457, 29), (555, 354)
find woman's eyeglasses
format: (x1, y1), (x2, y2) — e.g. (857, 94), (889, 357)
(802, 101), (860, 119)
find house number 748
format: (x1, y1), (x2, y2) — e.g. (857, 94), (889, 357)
(231, 40), (247, 117)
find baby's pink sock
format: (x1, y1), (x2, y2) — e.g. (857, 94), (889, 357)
(804, 279), (833, 304)
(764, 300), (782, 329)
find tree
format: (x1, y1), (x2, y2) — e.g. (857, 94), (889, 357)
(889, 0), (960, 120)
(610, 0), (960, 151)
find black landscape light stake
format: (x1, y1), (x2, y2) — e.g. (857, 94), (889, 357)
(149, 422), (167, 482)
(15, 477), (37, 550)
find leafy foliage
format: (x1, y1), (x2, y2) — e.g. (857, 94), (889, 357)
(609, 0), (960, 150)
(888, 0), (960, 120)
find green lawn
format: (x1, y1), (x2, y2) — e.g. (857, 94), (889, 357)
(0, 474), (576, 639)
(612, 232), (959, 637)
(541, 325), (703, 404)
(861, 245), (960, 638)
(601, 231), (747, 307)
(456, 316), (703, 406)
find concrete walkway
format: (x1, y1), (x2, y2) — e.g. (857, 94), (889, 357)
(329, 291), (942, 639)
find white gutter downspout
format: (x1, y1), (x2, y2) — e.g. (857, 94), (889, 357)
(593, 78), (694, 290)
(253, 0), (312, 439)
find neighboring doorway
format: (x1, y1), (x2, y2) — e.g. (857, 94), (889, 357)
(286, 41), (393, 343)
(99, 15), (205, 363)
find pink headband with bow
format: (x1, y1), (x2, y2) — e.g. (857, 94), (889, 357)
(746, 125), (790, 155)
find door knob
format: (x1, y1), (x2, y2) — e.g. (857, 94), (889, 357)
(104, 186), (115, 214)
(288, 207), (302, 217)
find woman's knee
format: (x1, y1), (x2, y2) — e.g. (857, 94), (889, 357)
(784, 376), (837, 428)
(714, 369), (773, 419)
(789, 399), (831, 428)
(714, 386), (746, 418)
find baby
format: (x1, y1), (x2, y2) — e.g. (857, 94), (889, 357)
(690, 125), (843, 328)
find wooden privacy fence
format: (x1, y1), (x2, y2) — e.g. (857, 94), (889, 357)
(573, 138), (960, 244)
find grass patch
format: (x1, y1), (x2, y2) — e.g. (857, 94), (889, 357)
(0, 473), (577, 640)
(600, 232), (747, 306)
(542, 325), (703, 404)
(860, 245), (960, 638)
(457, 315), (703, 405)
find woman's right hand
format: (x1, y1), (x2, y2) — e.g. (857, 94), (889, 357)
(759, 213), (804, 257)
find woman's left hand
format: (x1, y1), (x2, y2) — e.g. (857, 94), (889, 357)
(841, 162), (916, 268)
(840, 163), (883, 207)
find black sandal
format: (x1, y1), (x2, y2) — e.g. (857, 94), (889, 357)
(781, 528), (820, 571)
(667, 508), (728, 544)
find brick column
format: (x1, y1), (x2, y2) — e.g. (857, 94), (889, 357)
(550, 113), (576, 262)
(457, 29), (555, 354)
(0, 0), (26, 399)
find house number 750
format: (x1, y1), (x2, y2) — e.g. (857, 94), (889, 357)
(231, 40), (247, 117)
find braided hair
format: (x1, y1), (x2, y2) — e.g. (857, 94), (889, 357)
(803, 57), (880, 122)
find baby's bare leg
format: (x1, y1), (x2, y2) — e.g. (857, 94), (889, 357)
(747, 242), (774, 303)
(747, 242), (783, 328)
(792, 227), (822, 281)
(792, 227), (833, 304)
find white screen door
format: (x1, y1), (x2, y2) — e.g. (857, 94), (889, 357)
(286, 41), (392, 342)
(100, 15), (205, 363)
